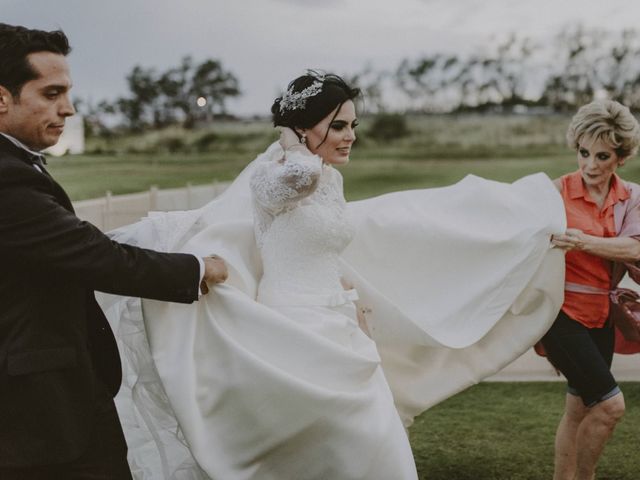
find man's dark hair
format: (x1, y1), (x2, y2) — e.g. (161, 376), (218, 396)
(0, 23), (71, 97)
(272, 71), (360, 146)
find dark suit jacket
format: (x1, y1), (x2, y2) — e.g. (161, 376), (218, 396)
(0, 135), (201, 467)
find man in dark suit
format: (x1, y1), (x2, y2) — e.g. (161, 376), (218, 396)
(0, 23), (228, 479)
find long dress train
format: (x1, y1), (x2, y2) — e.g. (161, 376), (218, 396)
(98, 142), (566, 479)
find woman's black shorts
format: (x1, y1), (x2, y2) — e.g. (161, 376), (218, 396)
(541, 309), (619, 407)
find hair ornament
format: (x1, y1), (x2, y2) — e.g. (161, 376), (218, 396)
(278, 72), (325, 114)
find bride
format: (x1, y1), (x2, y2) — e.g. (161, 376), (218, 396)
(99, 71), (566, 479)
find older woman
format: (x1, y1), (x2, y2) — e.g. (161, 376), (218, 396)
(548, 99), (640, 480)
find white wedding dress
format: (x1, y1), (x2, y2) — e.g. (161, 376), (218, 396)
(98, 142), (566, 480)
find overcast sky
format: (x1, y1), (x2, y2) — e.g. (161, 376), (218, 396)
(4, 0), (640, 115)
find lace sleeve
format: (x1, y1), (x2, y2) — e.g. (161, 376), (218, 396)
(250, 148), (322, 214)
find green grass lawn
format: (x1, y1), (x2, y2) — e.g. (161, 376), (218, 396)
(411, 382), (640, 480)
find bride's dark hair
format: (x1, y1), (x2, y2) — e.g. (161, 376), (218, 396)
(271, 71), (360, 142)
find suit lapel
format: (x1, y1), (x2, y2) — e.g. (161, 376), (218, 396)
(0, 135), (75, 213)
(39, 164), (75, 212)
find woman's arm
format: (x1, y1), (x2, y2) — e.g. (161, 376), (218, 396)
(552, 228), (640, 262)
(550, 178), (640, 262)
(250, 131), (322, 214)
(252, 153), (321, 209)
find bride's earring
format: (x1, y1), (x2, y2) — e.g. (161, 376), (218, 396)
(301, 134), (307, 145)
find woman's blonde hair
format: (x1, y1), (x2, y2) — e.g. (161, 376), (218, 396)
(567, 100), (640, 159)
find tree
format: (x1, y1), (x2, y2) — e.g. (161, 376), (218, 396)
(158, 56), (193, 127)
(394, 35), (539, 113)
(111, 66), (164, 130)
(395, 54), (462, 112)
(159, 56), (240, 128)
(191, 59), (241, 122)
(471, 35), (538, 111)
(116, 57), (241, 130)
(344, 64), (388, 113)
(540, 26), (599, 111)
(595, 30), (640, 109)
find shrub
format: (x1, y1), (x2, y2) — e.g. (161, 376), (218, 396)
(367, 113), (410, 141)
(157, 136), (187, 153)
(193, 131), (219, 152)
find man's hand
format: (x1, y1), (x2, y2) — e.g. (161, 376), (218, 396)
(200, 255), (228, 294)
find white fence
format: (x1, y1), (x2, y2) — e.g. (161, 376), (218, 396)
(73, 181), (230, 231)
(73, 184), (639, 381)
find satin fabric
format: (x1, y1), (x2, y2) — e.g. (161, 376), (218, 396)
(98, 145), (566, 479)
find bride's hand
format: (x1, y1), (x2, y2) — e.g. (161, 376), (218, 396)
(356, 305), (372, 338)
(341, 278), (372, 338)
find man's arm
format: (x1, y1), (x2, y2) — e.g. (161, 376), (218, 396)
(0, 168), (221, 303)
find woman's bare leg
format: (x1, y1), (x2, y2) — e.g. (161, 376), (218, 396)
(553, 394), (588, 480)
(574, 392), (625, 480)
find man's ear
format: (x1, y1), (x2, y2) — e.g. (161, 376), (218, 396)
(0, 86), (12, 114)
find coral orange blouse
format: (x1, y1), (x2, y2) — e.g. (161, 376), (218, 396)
(561, 170), (630, 328)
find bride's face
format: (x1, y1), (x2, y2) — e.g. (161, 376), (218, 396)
(302, 100), (358, 165)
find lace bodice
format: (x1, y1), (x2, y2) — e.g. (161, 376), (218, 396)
(250, 147), (354, 303)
